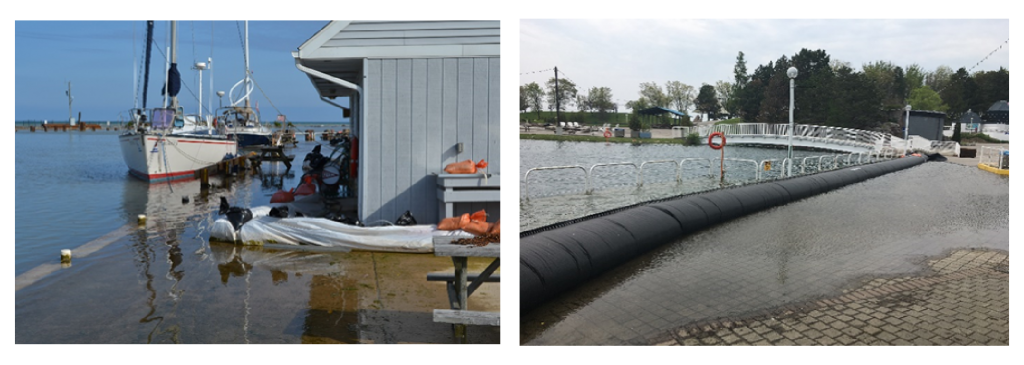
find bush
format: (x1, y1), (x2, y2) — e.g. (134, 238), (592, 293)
(628, 114), (642, 131)
(685, 132), (701, 146)
(951, 122), (962, 143)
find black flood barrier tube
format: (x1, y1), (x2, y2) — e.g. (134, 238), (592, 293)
(520, 156), (927, 313)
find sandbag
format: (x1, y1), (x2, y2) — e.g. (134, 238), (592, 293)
(438, 213), (470, 231)
(463, 221), (492, 236)
(270, 189), (294, 203)
(444, 159), (488, 174)
(489, 220), (500, 235)
(395, 211), (417, 226)
(470, 209), (487, 222)
(294, 183), (316, 196)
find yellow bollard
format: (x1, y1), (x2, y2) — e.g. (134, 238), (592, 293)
(60, 249), (72, 263)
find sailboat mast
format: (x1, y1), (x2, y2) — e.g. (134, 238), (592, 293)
(244, 20), (250, 109)
(170, 21), (178, 109)
(142, 21), (153, 109)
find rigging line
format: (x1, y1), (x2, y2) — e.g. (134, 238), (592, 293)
(247, 72), (284, 116)
(236, 21), (246, 67)
(967, 38), (1009, 73)
(932, 38), (1008, 95)
(520, 67), (554, 75)
(191, 21), (196, 66)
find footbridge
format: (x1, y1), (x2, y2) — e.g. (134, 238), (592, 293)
(672, 123), (960, 155)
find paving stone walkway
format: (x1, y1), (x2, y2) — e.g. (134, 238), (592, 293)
(650, 249), (1009, 346)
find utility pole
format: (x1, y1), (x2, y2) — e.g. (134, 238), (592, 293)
(554, 66), (561, 135)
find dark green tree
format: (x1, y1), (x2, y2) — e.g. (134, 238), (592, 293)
(587, 86), (617, 115)
(755, 56), (791, 124)
(826, 65), (883, 130)
(519, 85), (528, 114)
(790, 48), (833, 124)
(952, 122), (962, 143)
(693, 84), (721, 120)
(972, 67), (1009, 112)
(545, 77), (577, 112)
(730, 51), (748, 117)
(756, 69), (790, 124)
(522, 82), (545, 119)
(940, 67), (976, 121)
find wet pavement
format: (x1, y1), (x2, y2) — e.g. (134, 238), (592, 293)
(520, 161), (1008, 345)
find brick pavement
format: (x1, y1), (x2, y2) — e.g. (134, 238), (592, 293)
(650, 249), (1009, 345)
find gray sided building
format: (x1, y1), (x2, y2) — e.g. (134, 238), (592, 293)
(907, 110), (945, 141)
(293, 21), (500, 224)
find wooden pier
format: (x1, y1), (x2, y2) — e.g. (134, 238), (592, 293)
(21, 123), (107, 132)
(193, 154), (256, 187)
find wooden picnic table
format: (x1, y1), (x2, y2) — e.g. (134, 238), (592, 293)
(430, 236), (500, 343)
(256, 146), (294, 171)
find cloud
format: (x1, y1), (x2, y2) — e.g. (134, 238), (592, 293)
(521, 19), (1009, 110)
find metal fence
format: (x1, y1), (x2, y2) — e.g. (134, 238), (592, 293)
(522, 152), (892, 199)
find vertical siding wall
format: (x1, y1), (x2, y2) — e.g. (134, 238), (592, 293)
(362, 57), (500, 224)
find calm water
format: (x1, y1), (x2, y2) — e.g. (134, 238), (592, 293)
(14, 130), (498, 344)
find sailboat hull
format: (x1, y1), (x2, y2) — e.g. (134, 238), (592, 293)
(120, 133), (237, 183)
(228, 131), (273, 147)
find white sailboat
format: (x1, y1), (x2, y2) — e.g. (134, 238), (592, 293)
(119, 21), (238, 183)
(220, 21), (273, 148)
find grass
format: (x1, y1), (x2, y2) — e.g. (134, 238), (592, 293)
(714, 118), (744, 125)
(958, 133), (1009, 144)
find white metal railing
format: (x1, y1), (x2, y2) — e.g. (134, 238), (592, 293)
(978, 146), (1009, 170)
(588, 163), (640, 194)
(639, 160), (681, 186)
(523, 152), (894, 198)
(523, 165), (588, 199)
(672, 123), (895, 150)
(680, 158), (714, 177)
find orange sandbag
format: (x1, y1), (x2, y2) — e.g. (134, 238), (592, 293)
(463, 221), (492, 236)
(437, 213), (470, 231)
(470, 209), (487, 222)
(444, 159), (489, 174)
(293, 182), (316, 196)
(489, 220), (500, 235)
(270, 189), (294, 203)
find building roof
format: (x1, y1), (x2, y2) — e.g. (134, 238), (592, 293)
(960, 111), (982, 123)
(988, 100), (1009, 112)
(908, 110), (947, 118)
(293, 21), (500, 99)
(984, 100), (1009, 124)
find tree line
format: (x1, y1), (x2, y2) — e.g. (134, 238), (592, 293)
(520, 49), (1008, 134)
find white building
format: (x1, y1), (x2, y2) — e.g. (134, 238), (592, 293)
(293, 21), (501, 223)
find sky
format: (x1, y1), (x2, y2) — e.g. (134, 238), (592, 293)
(520, 19), (1010, 113)
(15, 20), (344, 122)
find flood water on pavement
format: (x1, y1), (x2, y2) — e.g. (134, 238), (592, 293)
(15, 131), (499, 344)
(520, 160), (1008, 345)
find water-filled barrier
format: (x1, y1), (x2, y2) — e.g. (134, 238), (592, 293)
(520, 156), (927, 312)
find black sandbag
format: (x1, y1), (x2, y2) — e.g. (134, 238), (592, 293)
(395, 210), (417, 226)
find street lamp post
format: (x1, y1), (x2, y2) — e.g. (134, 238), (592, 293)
(787, 66), (798, 176)
(904, 105), (912, 156)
